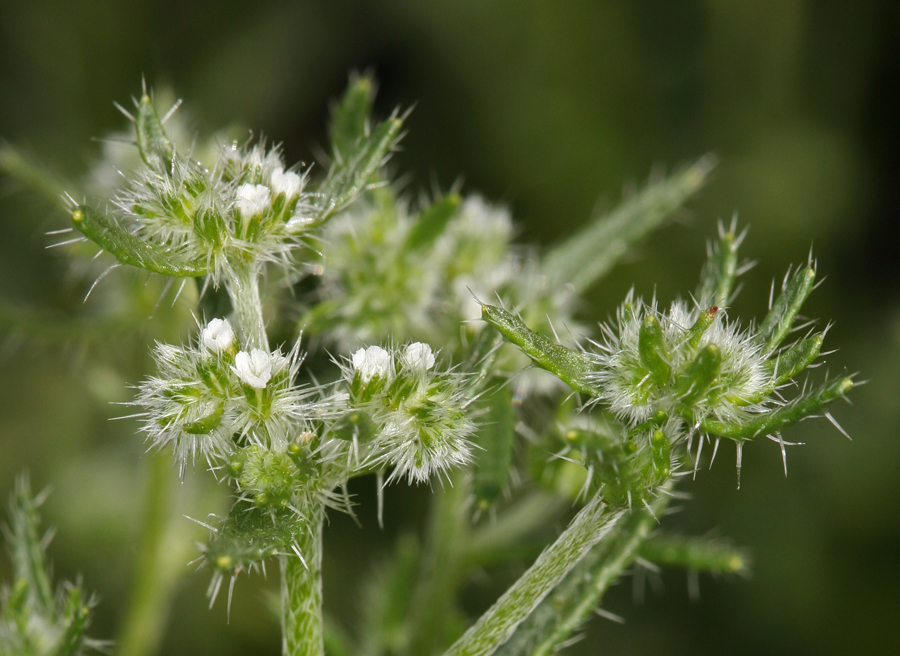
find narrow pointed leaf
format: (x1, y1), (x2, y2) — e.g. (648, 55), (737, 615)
(543, 156), (715, 294)
(697, 229), (739, 307)
(330, 75), (376, 160)
(136, 94), (174, 172)
(481, 304), (600, 396)
(639, 315), (671, 387)
(701, 376), (854, 440)
(473, 382), (515, 510)
(637, 534), (749, 575)
(759, 266), (816, 355)
(72, 205), (209, 277)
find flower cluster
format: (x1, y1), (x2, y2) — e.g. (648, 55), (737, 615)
(340, 342), (476, 483)
(590, 296), (768, 427)
(132, 318), (319, 475)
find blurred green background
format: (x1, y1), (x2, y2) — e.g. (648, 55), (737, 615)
(1, 1), (899, 654)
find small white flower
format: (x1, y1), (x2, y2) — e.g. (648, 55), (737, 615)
(201, 318), (235, 354)
(352, 345), (392, 383)
(270, 167), (302, 199)
(402, 342), (435, 372)
(235, 183), (271, 218)
(234, 349), (273, 389)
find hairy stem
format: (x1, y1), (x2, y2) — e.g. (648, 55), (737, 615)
(281, 504), (325, 656)
(442, 493), (623, 656)
(226, 264), (268, 350)
(529, 491), (669, 656)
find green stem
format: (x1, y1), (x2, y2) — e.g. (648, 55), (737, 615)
(226, 264), (268, 350)
(442, 493), (623, 656)
(116, 453), (181, 656)
(407, 472), (469, 656)
(281, 504), (325, 656)
(528, 492), (669, 656)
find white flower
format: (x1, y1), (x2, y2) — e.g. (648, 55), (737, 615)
(270, 167), (302, 199)
(201, 318), (235, 354)
(352, 345), (392, 383)
(235, 183), (271, 218)
(234, 349), (273, 389)
(402, 342), (435, 372)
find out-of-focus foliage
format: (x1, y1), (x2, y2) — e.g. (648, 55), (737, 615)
(0, 2), (897, 655)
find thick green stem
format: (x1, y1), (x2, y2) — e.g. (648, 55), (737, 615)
(226, 264), (268, 350)
(281, 504), (325, 656)
(529, 493), (669, 656)
(442, 493), (623, 656)
(116, 453), (184, 656)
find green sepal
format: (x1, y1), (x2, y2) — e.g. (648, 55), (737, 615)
(314, 116), (404, 224)
(72, 206), (209, 277)
(473, 382), (515, 510)
(697, 229), (739, 307)
(205, 503), (308, 573)
(637, 533), (749, 575)
(759, 266), (816, 355)
(701, 376), (853, 441)
(684, 306), (719, 352)
(136, 94), (174, 172)
(638, 315), (671, 387)
(237, 446), (305, 510)
(330, 75), (376, 160)
(675, 344), (722, 405)
(182, 402), (224, 435)
(743, 334), (824, 404)
(650, 429), (671, 478)
(331, 411), (377, 443)
(404, 193), (461, 251)
(481, 304), (600, 396)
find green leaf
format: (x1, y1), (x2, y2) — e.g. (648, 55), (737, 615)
(314, 116), (404, 223)
(72, 205), (209, 277)
(403, 193), (461, 252)
(480, 304), (600, 397)
(701, 376), (854, 441)
(135, 94), (174, 172)
(637, 533), (749, 575)
(473, 382), (516, 510)
(542, 155), (715, 295)
(759, 266), (816, 355)
(697, 226), (740, 307)
(330, 75), (376, 161)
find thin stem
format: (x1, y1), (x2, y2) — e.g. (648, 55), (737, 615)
(116, 452), (184, 656)
(407, 471), (469, 656)
(281, 504), (325, 656)
(225, 264), (268, 351)
(442, 493), (624, 656)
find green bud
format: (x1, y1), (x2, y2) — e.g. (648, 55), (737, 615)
(136, 94), (174, 172)
(684, 306), (719, 352)
(759, 266), (816, 355)
(675, 343), (722, 405)
(183, 402), (225, 434)
(650, 429), (671, 478)
(638, 315), (671, 387)
(330, 74), (375, 159)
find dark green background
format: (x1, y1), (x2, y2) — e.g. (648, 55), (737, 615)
(1, 1), (898, 654)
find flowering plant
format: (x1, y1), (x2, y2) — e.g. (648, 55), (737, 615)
(0, 77), (855, 656)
